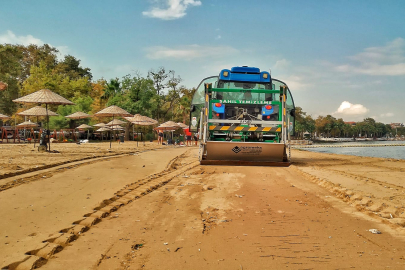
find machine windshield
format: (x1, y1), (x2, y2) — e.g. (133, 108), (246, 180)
(214, 81), (272, 101)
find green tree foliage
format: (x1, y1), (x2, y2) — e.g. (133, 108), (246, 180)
(0, 44), (22, 115)
(55, 55), (92, 80)
(0, 44), (93, 116)
(49, 96), (93, 129)
(22, 61), (92, 99)
(294, 107), (315, 139)
(101, 78), (122, 101)
(17, 44), (59, 83)
(107, 75), (158, 117)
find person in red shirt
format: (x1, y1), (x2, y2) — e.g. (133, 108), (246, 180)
(184, 128), (192, 146)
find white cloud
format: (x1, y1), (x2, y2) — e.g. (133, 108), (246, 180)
(142, 0), (202, 20)
(0, 30), (70, 59)
(145, 44), (238, 60)
(215, 35), (221, 40)
(274, 59), (290, 69)
(334, 101), (369, 115)
(0, 30), (43, 46)
(380, 112), (394, 118)
(335, 38), (405, 76)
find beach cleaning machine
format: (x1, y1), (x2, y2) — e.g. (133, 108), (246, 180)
(190, 66), (295, 166)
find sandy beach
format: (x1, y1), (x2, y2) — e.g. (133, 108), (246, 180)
(0, 144), (404, 269)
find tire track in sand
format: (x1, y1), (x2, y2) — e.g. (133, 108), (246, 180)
(1, 150), (198, 270)
(0, 147), (167, 193)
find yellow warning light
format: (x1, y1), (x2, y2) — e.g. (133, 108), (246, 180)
(263, 73), (268, 79)
(223, 71), (229, 77)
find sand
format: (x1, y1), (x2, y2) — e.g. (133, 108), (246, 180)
(0, 141), (164, 178)
(0, 145), (404, 269)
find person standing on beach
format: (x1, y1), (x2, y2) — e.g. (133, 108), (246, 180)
(157, 129), (163, 144)
(184, 127), (192, 146)
(193, 132), (198, 146)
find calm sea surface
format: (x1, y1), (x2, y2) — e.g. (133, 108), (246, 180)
(302, 141), (405, 160)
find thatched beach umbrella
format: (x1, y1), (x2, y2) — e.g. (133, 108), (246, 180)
(106, 119), (126, 126)
(13, 89), (74, 105)
(17, 106), (58, 117)
(125, 114), (158, 146)
(94, 105), (132, 148)
(17, 120), (38, 128)
(66, 111), (92, 137)
(0, 113), (10, 120)
(76, 124), (93, 140)
(17, 106), (58, 129)
(17, 106), (58, 147)
(77, 124), (92, 129)
(13, 89), (74, 151)
(95, 126), (110, 141)
(109, 125), (124, 131)
(65, 111), (91, 119)
(96, 127), (110, 132)
(156, 121), (180, 131)
(93, 123), (106, 127)
(154, 121), (180, 144)
(176, 122), (188, 129)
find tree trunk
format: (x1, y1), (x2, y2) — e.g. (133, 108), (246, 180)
(125, 123), (130, 141)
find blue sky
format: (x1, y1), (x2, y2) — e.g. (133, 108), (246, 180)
(1, 0), (405, 123)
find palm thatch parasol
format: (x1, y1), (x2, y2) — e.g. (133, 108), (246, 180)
(110, 125), (124, 130)
(154, 121), (181, 144)
(0, 113), (10, 119)
(155, 121), (180, 131)
(106, 119), (126, 126)
(66, 112), (92, 139)
(96, 127), (111, 132)
(17, 120), (38, 128)
(76, 124), (92, 129)
(94, 105), (132, 117)
(13, 89), (74, 105)
(176, 122), (188, 129)
(13, 89), (74, 151)
(125, 114), (158, 146)
(93, 122), (106, 127)
(17, 106), (58, 147)
(65, 111), (91, 119)
(95, 126), (110, 141)
(94, 105), (132, 148)
(76, 123), (93, 139)
(17, 106), (58, 117)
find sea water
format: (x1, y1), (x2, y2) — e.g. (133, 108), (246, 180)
(303, 141), (405, 160)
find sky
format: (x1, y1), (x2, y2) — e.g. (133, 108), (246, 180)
(1, 0), (405, 123)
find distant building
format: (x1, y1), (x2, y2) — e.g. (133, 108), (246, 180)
(345, 121), (357, 126)
(390, 123), (404, 129)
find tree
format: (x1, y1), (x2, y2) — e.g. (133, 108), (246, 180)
(49, 96), (93, 130)
(22, 61), (92, 99)
(101, 78), (121, 101)
(107, 75), (158, 117)
(0, 44), (22, 115)
(147, 67), (173, 121)
(304, 115), (316, 138)
(17, 44), (59, 83)
(55, 55), (92, 80)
